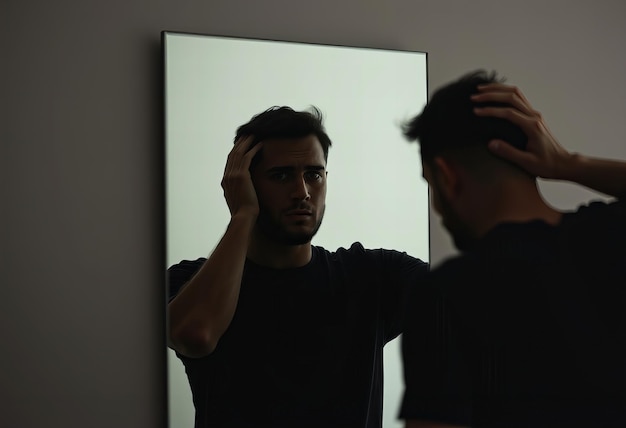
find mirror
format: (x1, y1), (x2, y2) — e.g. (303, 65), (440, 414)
(163, 31), (429, 428)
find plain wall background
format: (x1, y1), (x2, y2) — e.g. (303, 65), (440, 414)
(3, 1), (625, 427)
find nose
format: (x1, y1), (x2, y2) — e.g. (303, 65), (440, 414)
(291, 175), (311, 200)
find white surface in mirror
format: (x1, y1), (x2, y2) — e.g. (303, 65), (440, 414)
(164, 32), (429, 428)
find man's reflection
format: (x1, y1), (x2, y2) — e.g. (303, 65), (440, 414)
(167, 106), (429, 428)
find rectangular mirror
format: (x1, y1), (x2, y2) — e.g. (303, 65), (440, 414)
(163, 31), (429, 428)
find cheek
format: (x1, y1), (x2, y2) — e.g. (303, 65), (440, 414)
(314, 184), (327, 203)
(254, 183), (280, 206)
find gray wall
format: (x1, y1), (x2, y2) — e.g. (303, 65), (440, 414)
(4, 1), (625, 427)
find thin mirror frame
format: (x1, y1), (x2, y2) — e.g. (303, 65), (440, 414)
(163, 30), (430, 428)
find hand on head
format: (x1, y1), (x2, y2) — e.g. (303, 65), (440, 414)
(222, 135), (263, 217)
(471, 83), (571, 179)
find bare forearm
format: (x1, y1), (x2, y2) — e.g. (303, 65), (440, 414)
(168, 214), (255, 357)
(559, 153), (626, 198)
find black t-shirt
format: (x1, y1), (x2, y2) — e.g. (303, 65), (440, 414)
(168, 242), (428, 428)
(400, 200), (626, 427)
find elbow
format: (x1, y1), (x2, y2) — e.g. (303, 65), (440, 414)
(169, 324), (220, 358)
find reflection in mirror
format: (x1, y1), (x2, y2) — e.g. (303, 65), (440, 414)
(163, 31), (429, 428)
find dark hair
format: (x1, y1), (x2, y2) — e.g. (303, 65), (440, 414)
(402, 69), (527, 162)
(235, 105), (332, 161)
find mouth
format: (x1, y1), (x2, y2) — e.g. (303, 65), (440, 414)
(285, 204), (314, 218)
(286, 209), (312, 216)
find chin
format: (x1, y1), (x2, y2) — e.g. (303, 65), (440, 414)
(258, 212), (323, 246)
(286, 225), (323, 245)
(265, 225), (314, 246)
(284, 235), (314, 246)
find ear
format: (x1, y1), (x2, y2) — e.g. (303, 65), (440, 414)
(433, 156), (462, 199)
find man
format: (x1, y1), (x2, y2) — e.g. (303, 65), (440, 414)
(167, 106), (429, 427)
(399, 70), (626, 427)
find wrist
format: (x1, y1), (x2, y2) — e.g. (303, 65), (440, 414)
(557, 151), (584, 182)
(230, 210), (258, 226)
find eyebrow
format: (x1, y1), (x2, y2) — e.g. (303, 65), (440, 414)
(265, 165), (326, 173)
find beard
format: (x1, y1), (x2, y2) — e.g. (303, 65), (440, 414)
(446, 218), (475, 252)
(431, 185), (476, 252)
(256, 204), (325, 245)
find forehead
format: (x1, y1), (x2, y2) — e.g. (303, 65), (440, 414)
(258, 135), (326, 167)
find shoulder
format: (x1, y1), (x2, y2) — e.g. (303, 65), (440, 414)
(167, 258), (207, 298)
(316, 241), (428, 270)
(168, 257), (206, 274)
(581, 198), (625, 210)
(427, 253), (482, 281)
(314, 241), (368, 258)
(570, 198), (626, 221)
(419, 242), (532, 300)
(562, 198), (626, 243)
(561, 199), (626, 267)
(316, 241), (427, 264)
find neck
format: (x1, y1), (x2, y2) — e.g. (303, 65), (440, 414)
(469, 180), (563, 239)
(247, 231), (313, 269)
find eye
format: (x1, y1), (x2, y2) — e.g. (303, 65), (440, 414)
(270, 171), (289, 181)
(305, 171), (323, 181)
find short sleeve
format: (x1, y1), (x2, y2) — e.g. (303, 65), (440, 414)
(378, 248), (429, 342)
(167, 258), (206, 302)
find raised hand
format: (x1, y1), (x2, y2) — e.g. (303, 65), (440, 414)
(471, 83), (571, 180)
(221, 135), (263, 217)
